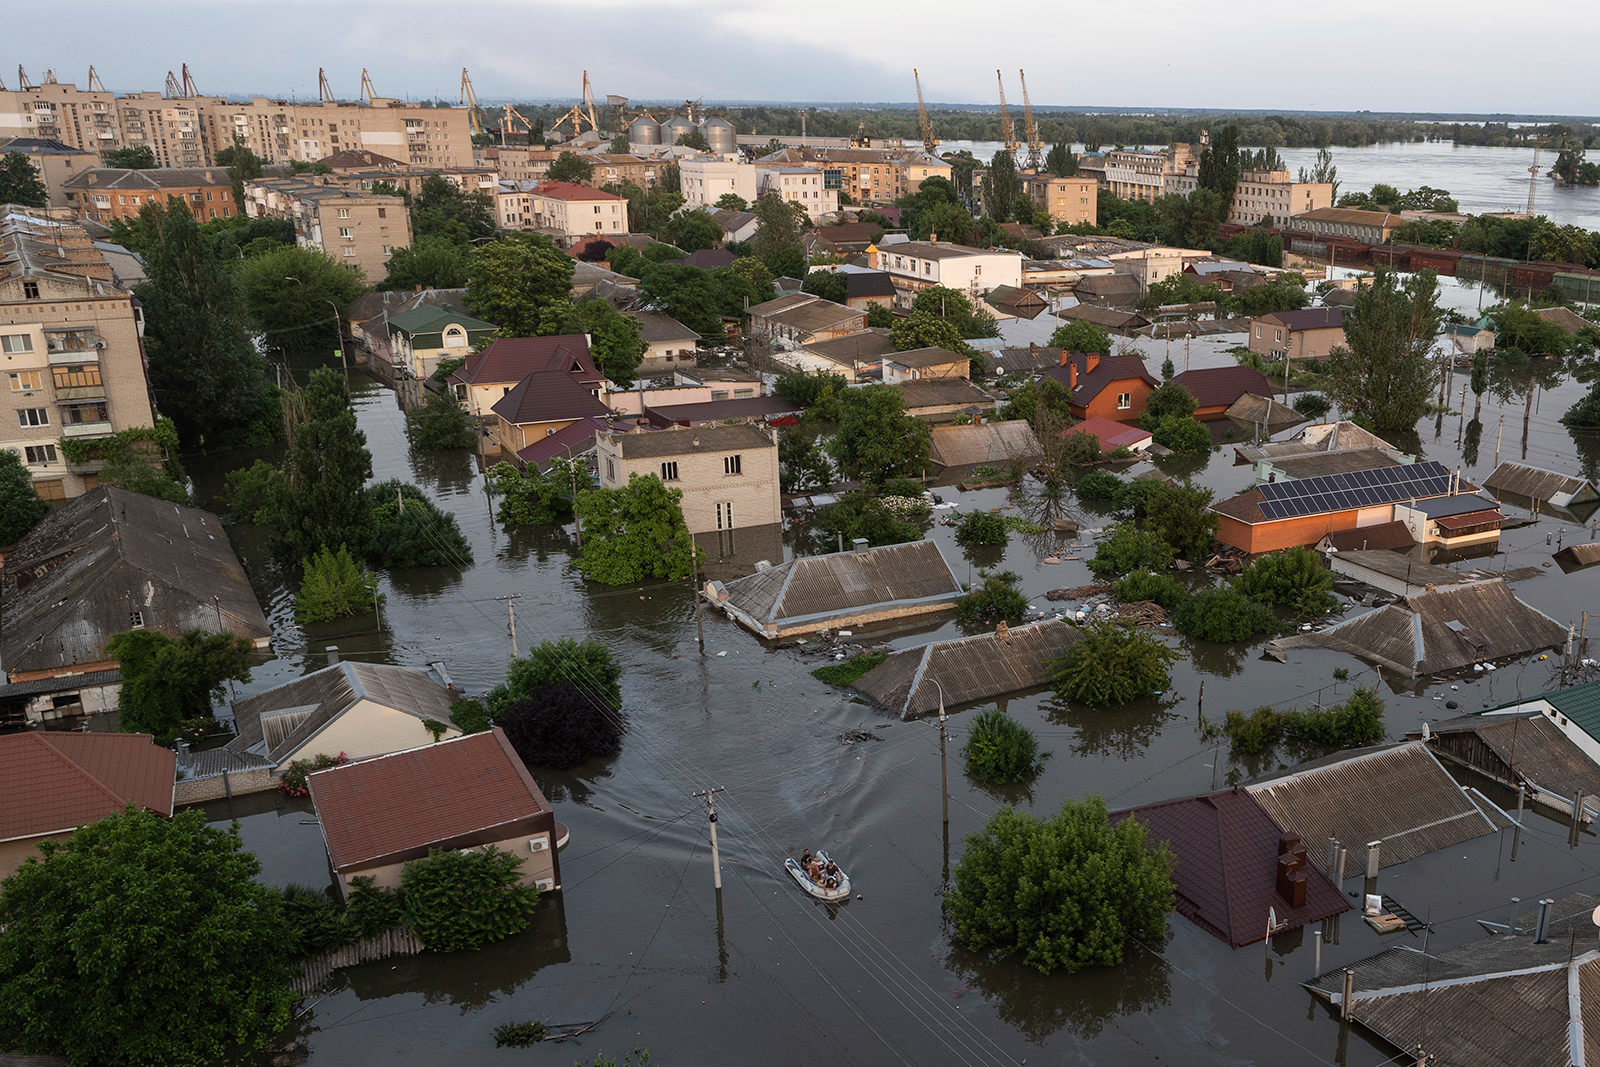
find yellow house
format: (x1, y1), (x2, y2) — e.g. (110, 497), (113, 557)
(385, 304), (496, 380)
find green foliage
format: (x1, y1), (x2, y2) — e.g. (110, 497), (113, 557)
(865, 303), (895, 329)
(108, 629), (253, 743)
(466, 236), (576, 338)
(58, 420), (191, 503)
(1149, 415), (1212, 455)
(908, 286), (999, 340)
(1049, 320), (1112, 356)
(410, 174), (495, 247)
(946, 795), (1174, 974)
(982, 150), (1020, 222)
(890, 310), (972, 358)
(1113, 569), (1188, 610)
(715, 192), (749, 211)
(668, 209), (722, 253)
(1226, 278), (1311, 317)
(366, 481), (474, 569)
(0, 450), (48, 544)
(778, 428), (832, 493)
(996, 378), (1072, 428)
(962, 709), (1044, 785)
(542, 298), (647, 385)
(1088, 525), (1176, 578)
(283, 368), (374, 557)
(811, 651), (890, 686)
(639, 262), (736, 338)
(1075, 470), (1124, 501)
(224, 459), (290, 524)
(294, 546), (379, 623)
(234, 243), (368, 351)
(1565, 380), (1600, 429)
(216, 136), (265, 218)
(0, 152), (49, 208)
(487, 637), (623, 717)
(1221, 687), (1385, 755)
(826, 385), (931, 483)
(1056, 429), (1099, 466)
(1046, 142), (1079, 177)
(752, 191), (802, 269)
(276, 752), (348, 799)
(494, 1021), (549, 1048)
(1139, 482), (1217, 562)
(816, 491), (923, 548)
(406, 385), (477, 450)
(382, 235), (472, 291)
(1489, 302), (1577, 357)
(400, 846), (540, 952)
(547, 151), (595, 184)
(487, 459), (581, 525)
(955, 511), (1009, 547)
(800, 269), (848, 304)
(450, 698), (491, 734)
(1198, 124), (1242, 207)
(955, 570), (1029, 624)
(1140, 273), (1226, 311)
(1173, 587), (1281, 642)
(1221, 228), (1285, 269)
(1235, 546), (1337, 615)
(1292, 392), (1332, 419)
(1052, 621), (1180, 706)
(1140, 382), (1198, 425)
(573, 473), (694, 585)
(0, 808), (295, 1066)
(1324, 268), (1443, 432)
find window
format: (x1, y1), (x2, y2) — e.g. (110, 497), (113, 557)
(1117, 392), (1131, 410)
(22, 281), (38, 299)
(1275, 330), (1282, 342)
(129, 610), (145, 629)
(1255, 326), (1261, 338)
(660, 461), (679, 481)
(10, 371), (41, 392)
(24, 444), (56, 464)
(52, 364), (102, 389)
(337, 208), (350, 219)
(377, 207), (386, 218)
(716, 502), (734, 530)
(1, 334), (33, 354)
(343, 247), (355, 257)
(724, 454), (742, 475)
(32, 479), (64, 502)
(60, 402), (109, 425)
(338, 227), (353, 238)
(605, 458), (616, 481)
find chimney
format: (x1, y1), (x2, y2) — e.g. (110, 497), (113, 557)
(1058, 349), (1070, 367)
(326, 645), (340, 666)
(1275, 832), (1308, 908)
(1086, 352), (1100, 373)
(930, 232), (937, 244)
(852, 537), (869, 554)
(1069, 361), (1077, 389)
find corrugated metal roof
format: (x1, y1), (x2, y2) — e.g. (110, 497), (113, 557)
(928, 421), (1042, 467)
(1422, 715), (1600, 807)
(1329, 551), (1464, 596)
(1271, 448), (1402, 480)
(1246, 742), (1506, 868)
(228, 662), (455, 764)
(1321, 522), (1416, 553)
(719, 541), (962, 631)
(1224, 393), (1308, 433)
(1484, 462), (1600, 509)
(892, 379), (996, 412)
(852, 620), (1081, 719)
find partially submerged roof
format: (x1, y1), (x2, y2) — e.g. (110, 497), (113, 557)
(307, 728), (552, 873)
(1245, 741), (1510, 868)
(0, 731), (174, 842)
(984, 345), (1062, 376)
(1, 487), (271, 676)
(1554, 542), (1600, 573)
(1482, 683), (1600, 746)
(1268, 579), (1567, 676)
(1071, 415), (1153, 451)
(892, 378), (996, 412)
(1055, 303), (1149, 331)
(928, 420), (1042, 467)
(1040, 353), (1161, 407)
(1224, 393), (1309, 435)
(852, 620), (1080, 719)
(716, 541), (962, 635)
(1327, 550), (1460, 596)
(1173, 366), (1274, 409)
(1318, 521), (1417, 554)
(1268, 447), (1402, 481)
(1423, 714), (1600, 811)
(1233, 421), (1397, 466)
(1483, 461), (1600, 520)
(1115, 788), (1349, 947)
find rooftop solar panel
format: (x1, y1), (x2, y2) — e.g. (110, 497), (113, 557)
(1250, 460), (1452, 520)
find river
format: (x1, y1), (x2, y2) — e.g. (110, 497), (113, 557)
(940, 139), (1600, 230)
(184, 351), (1600, 1067)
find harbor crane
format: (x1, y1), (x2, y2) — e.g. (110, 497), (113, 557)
(460, 68), (483, 136)
(163, 64), (198, 98)
(499, 105), (535, 145)
(996, 70), (1018, 154)
(318, 68), (335, 103)
(913, 69), (938, 155)
(16, 66), (33, 91)
(1019, 69), (1042, 170)
(359, 68), (379, 105)
(42, 70), (58, 84)
(549, 72), (600, 139)
(86, 66), (105, 92)
(1527, 139), (1540, 216)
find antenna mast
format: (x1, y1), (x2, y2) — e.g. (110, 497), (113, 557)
(1019, 69), (1042, 170)
(996, 70), (1017, 154)
(914, 69), (938, 155)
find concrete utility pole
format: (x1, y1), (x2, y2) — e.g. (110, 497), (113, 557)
(933, 679), (949, 826)
(496, 595), (521, 657)
(694, 786), (726, 889)
(1495, 414), (1504, 467)
(692, 546), (706, 656)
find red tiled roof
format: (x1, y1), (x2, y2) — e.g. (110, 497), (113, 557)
(1039, 353), (1159, 405)
(1072, 416), (1152, 450)
(1432, 509), (1503, 532)
(537, 180), (627, 202)
(491, 371), (612, 426)
(1115, 788), (1349, 947)
(1174, 366), (1275, 409)
(0, 732), (175, 841)
(1322, 521), (1414, 552)
(450, 335), (598, 388)
(307, 728), (551, 871)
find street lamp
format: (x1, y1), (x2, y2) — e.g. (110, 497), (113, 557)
(283, 276), (346, 375)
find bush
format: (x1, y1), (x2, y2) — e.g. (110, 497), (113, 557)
(1149, 415), (1212, 454)
(945, 795), (1173, 974)
(955, 511), (1009, 547)
(1114, 569), (1188, 610)
(1140, 382), (1197, 425)
(1075, 470), (1124, 501)
(962, 709), (1044, 784)
(956, 569), (1029, 623)
(1292, 392), (1332, 420)
(400, 846), (540, 952)
(1173, 587), (1281, 642)
(1052, 621), (1180, 706)
(879, 476), (926, 500)
(773, 369), (848, 420)
(1088, 525), (1177, 578)
(1139, 482), (1217, 562)
(406, 386), (477, 450)
(449, 698), (490, 734)
(366, 480), (474, 568)
(295, 546), (380, 622)
(487, 637), (623, 716)
(1236, 546), (1337, 615)
(494, 1021), (549, 1048)
(499, 683), (625, 769)
(811, 651), (889, 686)
(1564, 380), (1600, 429)
(108, 628), (254, 743)
(278, 752), (349, 797)
(1221, 686), (1385, 754)
(816, 491), (923, 548)
(487, 459), (578, 526)
(223, 459), (289, 524)
(1061, 429), (1101, 465)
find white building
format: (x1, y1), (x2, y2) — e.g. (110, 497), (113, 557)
(867, 241), (1024, 307)
(680, 159), (758, 210)
(756, 167), (838, 218)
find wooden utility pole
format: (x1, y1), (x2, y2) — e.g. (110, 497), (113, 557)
(694, 787), (726, 889)
(1494, 414), (1504, 467)
(496, 595), (521, 657)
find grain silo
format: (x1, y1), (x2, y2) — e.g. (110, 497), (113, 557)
(700, 115), (736, 155)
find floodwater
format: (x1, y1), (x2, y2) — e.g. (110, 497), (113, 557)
(189, 348), (1600, 1066)
(943, 139), (1600, 231)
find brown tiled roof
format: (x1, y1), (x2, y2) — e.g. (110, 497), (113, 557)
(536, 180), (626, 202)
(307, 728), (552, 872)
(887, 346), (968, 369)
(0, 732), (174, 841)
(1115, 788), (1349, 947)
(1260, 308), (1344, 331)
(491, 372), (612, 426)
(892, 378), (995, 411)
(450, 335), (596, 387)
(853, 620), (1079, 718)
(1321, 521), (1414, 552)
(319, 149), (406, 169)
(1173, 366), (1274, 408)
(1040, 353), (1159, 406)
(1056, 304), (1148, 330)
(608, 423), (773, 459)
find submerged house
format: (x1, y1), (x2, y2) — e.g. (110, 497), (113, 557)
(1470, 682), (1600, 774)
(709, 540), (963, 639)
(1414, 711), (1600, 822)
(927, 420), (1042, 469)
(1482, 461), (1600, 523)
(852, 620), (1081, 719)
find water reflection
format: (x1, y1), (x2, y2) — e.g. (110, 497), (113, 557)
(1184, 637), (1253, 679)
(528, 756), (618, 810)
(1047, 695), (1178, 760)
(406, 445), (481, 496)
(1463, 418), (1483, 466)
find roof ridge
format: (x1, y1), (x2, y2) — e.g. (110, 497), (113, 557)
(29, 731), (135, 815)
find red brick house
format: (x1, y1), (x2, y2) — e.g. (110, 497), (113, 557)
(1173, 366), (1277, 420)
(1038, 352), (1161, 423)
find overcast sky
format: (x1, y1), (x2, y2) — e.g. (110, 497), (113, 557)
(12, 0), (1599, 117)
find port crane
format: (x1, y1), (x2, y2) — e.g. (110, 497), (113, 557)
(318, 68), (335, 103)
(549, 72), (600, 138)
(913, 69), (938, 155)
(163, 64), (198, 98)
(996, 70), (1018, 155)
(359, 69), (379, 104)
(1019, 69), (1042, 170)
(460, 68), (483, 135)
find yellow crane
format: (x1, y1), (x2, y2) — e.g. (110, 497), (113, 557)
(460, 68), (483, 136)
(914, 69), (938, 155)
(500, 105), (535, 145)
(1527, 139), (1540, 217)
(996, 70), (1018, 155)
(548, 71), (601, 139)
(1019, 69), (1043, 171)
(42, 70), (58, 84)
(17, 66), (33, 91)
(164, 64), (199, 99)
(360, 69), (379, 105)
(86, 66), (106, 92)
(318, 68), (335, 103)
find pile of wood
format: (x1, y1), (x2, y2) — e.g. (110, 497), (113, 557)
(1116, 600), (1170, 627)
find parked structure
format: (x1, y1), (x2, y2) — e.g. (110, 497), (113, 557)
(244, 177), (410, 282)
(1226, 169), (1332, 226)
(595, 424), (779, 540)
(757, 167), (838, 217)
(751, 146), (950, 206)
(679, 159), (759, 210)
(523, 181), (629, 243)
(1070, 415), (1153, 453)
(892, 378), (996, 421)
(624, 310), (701, 373)
(853, 620), (1080, 719)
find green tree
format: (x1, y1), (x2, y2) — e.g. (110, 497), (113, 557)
(1324, 268), (1443, 432)
(866, 303), (896, 328)
(546, 150), (595, 185)
(962, 709), (1044, 784)
(997, 378), (1072, 427)
(499, 681), (628, 768)
(486, 458), (582, 525)
(946, 795), (1174, 974)
(0, 450), (48, 544)
(366, 481), (474, 569)
(715, 192), (749, 211)
(1149, 415), (1212, 455)
(135, 197), (268, 446)
(214, 136), (263, 212)
(674, 128), (711, 152)
(1052, 620), (1180, 706)
(669, 210), (725, 253)
(466, 236), (576, 337)
(752, 191), (803, 268)
(890, 311), (972, 358)
(107, 629), (254, 742)
(104, 145), (159, 169)
(909, 285), (998, 339)
(401, 846), (540, 952)
(1139, 382), (1198, 425)
(283, 367), (375, 558)
(955, 511), (1008, 547)
(801, 269), (849, 304)
(955, 569), (1029, 623)
(1293, 392), (1331, 420)
(779, 428), (832, 492)
(411, 174), (495, 247)
(1562, 381), (1600, 429)
(639, 262), (726, 338)
(0, 807), (294, 1066)
(815, 491), (923, 547)
(1489, 302), (1574, 356)
(1227, 278), (1311, 317)
(224, 459), (290, 524)
(381, 235), (471, 291)
(1173, 587), (1280, 642)
(1045, 142), (1079, 178)
(486, 636), (624, 715)
(982, 149), (1020, 223)
(1156, 187), (1225, 249)
(1049, 320), (1112, 355)
(1088, 525), (1177, 578)
(294, 546), (379, 622)
(1113, 568), (1188, 610)
(1197, 124), (1241, 209)
(1297, 147), (1340, 199)
(1139, 482), (1217, 562)
(1235, 545), (1337, 615)
(573, 473), (695, 585)
(827, 385), (931, 483)
(407, 386), (477, 450)
(234, 244), (368, 351)
(542, 298), (646, 385)
(609, 133), (632, 153)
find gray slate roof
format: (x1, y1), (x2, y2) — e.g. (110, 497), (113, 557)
(607, 423), (773, 459)
(717, 541), (962, 633)
(227, 662), (455, 765)
(623, 310), (700, 344)
(853, 620), (1081, 719)
(928, 421), (1042, 467)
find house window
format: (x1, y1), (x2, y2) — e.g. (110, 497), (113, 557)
(338, 208), (350, 219)
(605, 458), (616, 481)
(343, 247), (355, 257)
(1255, 326), (1261, 338)
(17, 408), (48, 427)
(53, 364), (102, 389)
(660, 461), (679, 481)
(724, 454), (742, 475)
(338, 227), (353, 238)
(1117, 393), (1131, 410)
(22, 281), (39, 299)
(8, 371), (41, 392)
(1275, 330), (1282, 342)
(716, 501), (734, 530)
(377, 207), (386, 218)
(1, 334), (33, 354)
(24, 444), (56, 464)
(129, 610), (145, 629)
(32, 479), (64, 502)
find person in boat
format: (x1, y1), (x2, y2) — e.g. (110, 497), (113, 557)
(807, 858), (823, 882)
(824, 859), (839, 880)
(799, 849), (813, 870)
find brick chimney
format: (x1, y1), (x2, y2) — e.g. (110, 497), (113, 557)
(1086, 352), (1100, 373)
(1275, 832), (1308, 908)
(1069, 361), (1077, 390)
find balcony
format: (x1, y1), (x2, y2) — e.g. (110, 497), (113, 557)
(61, 423), (113, 439)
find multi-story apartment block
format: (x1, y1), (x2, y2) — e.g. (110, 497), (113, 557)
(244, 178), (411, 282)
(63, 167), (240, 224)
(583, 154), (668, 191)
(0, 138), (100, 208)
(117, 93), (226, 168)
(206, 98), (473, 168)
(757, 167), (838, 218)
(318, 150), (497, 199)
(594, 424), (780, 539)
(1227, 169), (1333, 226)
(680, 159), (759, 210)
(0, 82), (123, 153)
(753, 147), (951, 206)
(0, 207), (156, 500)
(1023, 175), (1097, 227)
(480, 146), (557, 182)
(525, 182), (629, 243)
(867, 240), (1024, 305)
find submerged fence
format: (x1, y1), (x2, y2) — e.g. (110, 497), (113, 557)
(291, 926), (426, 997)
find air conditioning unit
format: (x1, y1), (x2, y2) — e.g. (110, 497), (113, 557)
(93, 340), (107, 349)
(535, 879), (554, 892)
(528, 836), (549, 852)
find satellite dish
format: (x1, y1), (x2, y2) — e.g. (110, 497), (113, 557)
(1591, 904), (1600, 928)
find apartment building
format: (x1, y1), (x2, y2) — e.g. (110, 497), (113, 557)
(584, 154), (668, 190)
(0, 138), (99, 208)
(680, 158), (759, 210)
(0, 207), (157, 501)
(1227, 169), (1332, 226)
(206, 98), (473, 168)
(244, 178), (411, 282)
(757, 167), (838, 218)
(1077, 142), (1201, 204)
(63, 167), (238, 224)
(318, 150), (498, 199)
(526, 182), (629, 243)
(753, 147), (951, 206)
(117, 92), (226, 168)
(0, 82), (123, 153)
(595, 424), (780, 538)
(1283, 207), (1407, 245)
(480, 146), (557, 182)
(867, 240), (1024, 304)
(1023, 175), (1097, 227)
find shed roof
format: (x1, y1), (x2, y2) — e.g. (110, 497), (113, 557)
(228, 662), (456, 765)
(1173, 366), (1274, 408)
(1071, 415), (1153, 451)
(307, 728), (551, 873)
(1114, 788), (1349, 947)
(845, 272), (897, 299)
(1482, 462), (1599, 509)
(606, 423), (773, 459)
(1397, 494), (1500, 519)
(1319, 521), (1417, 553)
(1055, 304), (1149, 331)
(0, 731), (174, 842)
(1233, 421), (1397, 465)
(1484, 683), (1600, 747)
(718, 541), (962, 631)
(759, 298), (864, 335)
(852, 620), (1080, 718)
(1328, 550), (1464, 593)
(1245, 742), (1509, 868)
(1424, 714), (1600, 809)
(985, 346), (1062, 376)
(1259, 307), (1345, 332)
(1269, 448), (1402, 480)
(928, 420), (1043, 467)
(514, 416), (628, 470)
